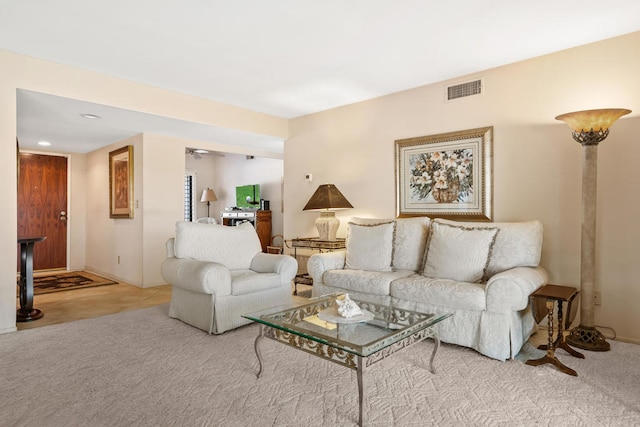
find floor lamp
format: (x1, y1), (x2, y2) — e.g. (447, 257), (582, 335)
(555, 108), (631, 352)
(200, 188), (217, 217)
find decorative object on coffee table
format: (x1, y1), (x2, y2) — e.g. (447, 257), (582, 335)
(555, 108), (631, 352)
(302, 183), (353, 241)
(526, 284), (584, 376)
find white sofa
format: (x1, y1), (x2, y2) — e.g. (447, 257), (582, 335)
(308, 217), (548, 361)
(161, 222), (297, 334)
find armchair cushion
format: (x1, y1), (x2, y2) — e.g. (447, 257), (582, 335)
(173, 221), (261, 270)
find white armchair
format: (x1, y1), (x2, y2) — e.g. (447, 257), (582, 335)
(161, 221), (297, 334)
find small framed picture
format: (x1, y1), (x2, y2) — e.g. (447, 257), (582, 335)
(109, 145), (134, 219)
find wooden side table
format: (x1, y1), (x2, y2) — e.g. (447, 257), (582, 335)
(526, 284), (584, 376)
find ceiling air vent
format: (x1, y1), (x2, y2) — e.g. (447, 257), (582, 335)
(446, 79), (483, 101)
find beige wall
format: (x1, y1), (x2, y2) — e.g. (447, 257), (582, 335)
(0, 49), (287, 334)
(284, 32), (640, 343)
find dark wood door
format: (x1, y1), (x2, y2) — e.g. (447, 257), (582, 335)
(17, 153), (68, 270)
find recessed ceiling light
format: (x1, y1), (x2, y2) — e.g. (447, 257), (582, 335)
(38, 141), (51, 146)
(80, 113), (101, 119)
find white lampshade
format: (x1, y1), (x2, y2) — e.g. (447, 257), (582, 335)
(200, 188), (217, 202)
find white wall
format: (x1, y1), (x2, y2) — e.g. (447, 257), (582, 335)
(284, 32), (640, 344)
(185, 152), (217, 220)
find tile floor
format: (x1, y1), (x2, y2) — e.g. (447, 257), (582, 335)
(17, 279), (313, 331)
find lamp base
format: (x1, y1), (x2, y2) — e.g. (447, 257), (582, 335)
(566, 325), (610, 352)
(315, 211), (340, 241)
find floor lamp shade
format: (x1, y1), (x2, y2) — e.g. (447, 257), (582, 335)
(303, 184), (353, 241)
(555, 108), (631, 352)
(200, 188), (217, 217)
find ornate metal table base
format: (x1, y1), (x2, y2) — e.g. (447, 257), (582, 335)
(253, 324), (440, 427)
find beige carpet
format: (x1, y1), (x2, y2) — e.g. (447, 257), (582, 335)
(0, 304), (638, 426)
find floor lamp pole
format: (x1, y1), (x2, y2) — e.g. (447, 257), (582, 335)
(556, 108), (630, 352)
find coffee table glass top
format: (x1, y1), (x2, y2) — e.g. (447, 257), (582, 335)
(243, 294), (452, 357)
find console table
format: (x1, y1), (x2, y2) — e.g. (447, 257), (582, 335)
(17, 236), (46, 322)
(290, 237), (346, 295)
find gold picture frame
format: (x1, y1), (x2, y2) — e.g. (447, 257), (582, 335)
(109, 145), (134, 219)
(395, 126), (493, 221)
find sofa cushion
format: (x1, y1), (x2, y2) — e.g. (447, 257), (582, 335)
(350, 217), (430, 271)
(323, 269), (415, 296)
(345, 221), (395, 272)
(436, 219), (543, 277)
(421, 220), (498, 283)
(391, 274), (486, 311)
(173, 221), (261, 270)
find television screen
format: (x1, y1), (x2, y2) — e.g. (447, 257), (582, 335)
(236, 184), (260, 208)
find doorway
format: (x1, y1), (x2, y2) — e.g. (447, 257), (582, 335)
(17, 153), (68, 271)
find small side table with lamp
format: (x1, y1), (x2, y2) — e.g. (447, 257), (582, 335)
(292, 183), (353, 294)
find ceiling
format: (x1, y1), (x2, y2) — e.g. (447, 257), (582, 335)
(3, 1), (640, 154)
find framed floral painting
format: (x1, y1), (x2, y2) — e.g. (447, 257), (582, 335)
(395, 126), (493, 220)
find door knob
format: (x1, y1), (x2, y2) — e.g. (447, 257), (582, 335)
(60, 211), (67, 222)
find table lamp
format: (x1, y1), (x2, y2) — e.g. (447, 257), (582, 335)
(303, 183), (353, 241)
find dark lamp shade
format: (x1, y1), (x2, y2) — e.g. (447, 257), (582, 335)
(200, 188), (217, 202)
(303, 184), (353, 211)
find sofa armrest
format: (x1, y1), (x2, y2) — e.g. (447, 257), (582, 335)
(161, 258), (232, 296)
(250, 252), (298, 285)
(307, 252), (347, 284)
(485, 266), (548, 312)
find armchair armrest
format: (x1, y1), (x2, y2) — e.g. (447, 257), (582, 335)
(165, 237), (176, 258)
(307, 252), (347, 285)
(250, 253), (298, 285)
(485, 266), (548, 312)
(161, 258), (232, 296)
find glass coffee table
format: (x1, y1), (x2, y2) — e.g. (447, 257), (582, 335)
(243, 294), (452, 426)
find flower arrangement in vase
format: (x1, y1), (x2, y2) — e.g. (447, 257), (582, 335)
(409, 148), (473, 203)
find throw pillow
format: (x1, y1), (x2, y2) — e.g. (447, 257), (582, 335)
(421, 220), (498, 283)
(350, 217), (431, 271)
(345, 221), (395, 272)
